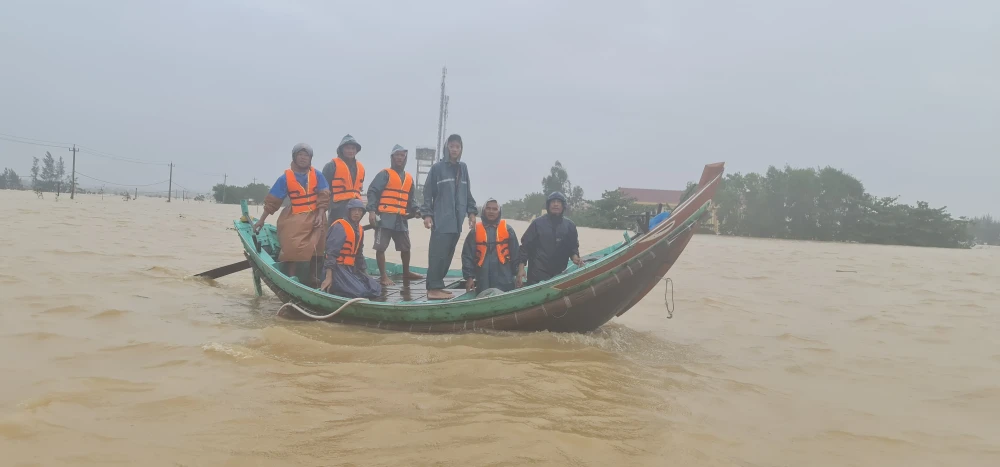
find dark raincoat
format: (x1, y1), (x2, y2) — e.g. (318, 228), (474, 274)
(420, 159), (477, 234)
(460, 200), (520, 294)
(422, 136), (478, 290)
(517, 211), (580, 286)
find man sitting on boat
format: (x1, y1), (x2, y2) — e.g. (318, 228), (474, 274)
(366, 144), (424, 287)
(322, 134), (365, 223)
(517, 192), (584, 286)
(321, 198), (382, 298)
(254, 143), (331, 285)
(461, 198), (520, 295)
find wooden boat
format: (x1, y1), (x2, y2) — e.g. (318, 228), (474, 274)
(233, 162), (725, 333)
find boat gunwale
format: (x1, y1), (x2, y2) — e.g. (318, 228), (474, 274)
(235, 163), (724, 321)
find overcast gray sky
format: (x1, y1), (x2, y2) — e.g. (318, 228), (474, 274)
(1, 0), (997, 216)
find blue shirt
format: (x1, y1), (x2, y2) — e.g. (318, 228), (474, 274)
(268, 168), (328, 199)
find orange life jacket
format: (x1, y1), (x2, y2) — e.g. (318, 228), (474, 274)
(377, 169), (413, 215)
(285, 168), (317, 214)
(330, 218), (362, 266)
(475, 220), (510, 267)
(330, 157), (365, 203)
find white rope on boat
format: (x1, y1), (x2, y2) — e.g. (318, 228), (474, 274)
(663, 278), (675, 319)
(277, 297), (367, 320)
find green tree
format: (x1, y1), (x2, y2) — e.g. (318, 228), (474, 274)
(31, 157), (40, 188)
(56, 156), (66, 183)
(40, 151), (57, 191)
(1, 169), (23, 190)
(542, 161), (569, 195)
(502, 192), (546, 220)
(541, 161), (585, 212)
(574, 189), (642, 230)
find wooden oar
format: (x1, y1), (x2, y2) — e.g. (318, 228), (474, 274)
(194, 260), (250, 279)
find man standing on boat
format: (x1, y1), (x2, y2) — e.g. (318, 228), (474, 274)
(421, 134), (478, 300)
(254, 143), (331, 285)
(461, 198), (519, 295)
(321, 198), (382, 298)
(516, 192), (584, 286)
(322, 134), (365, 223)
(366, 144), (424, 286)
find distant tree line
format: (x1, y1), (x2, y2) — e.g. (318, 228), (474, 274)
(501, 161), (983, 249)
(0, 168), (24, 190)
(212, 182), (269, 205)
(707, 166), (973, 248)
(1, 151), (70, 193)
(968, 215), (999, 245)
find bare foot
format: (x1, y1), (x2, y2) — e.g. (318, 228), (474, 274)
(427, 289), (454, 300)
(380, 275), (395, 287)
(404, 271), (425, 280)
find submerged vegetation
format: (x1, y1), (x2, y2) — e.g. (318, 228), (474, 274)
(967, 215), (1000, 245)
(710, 166), (973, 248)
(212, 182), (269, 205)
(504, 161), (980, 249)
(0, 150), (989, 249)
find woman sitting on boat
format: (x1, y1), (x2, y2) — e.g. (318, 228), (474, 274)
(320, 198), (382, 299)
(254, 143), (331, 285)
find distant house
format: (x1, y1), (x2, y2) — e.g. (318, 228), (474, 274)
(618, 186), (721, 234)
(617, 187), (685, 210)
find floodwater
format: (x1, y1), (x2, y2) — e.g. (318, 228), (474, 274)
(2, 190), (998, 467)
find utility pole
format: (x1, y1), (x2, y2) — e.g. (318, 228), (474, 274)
(69, 144), (78, 199)
(442, 95), (450, 156)
(222, 173), (227, 204)
(167, 162), (173, 202)
(435, 67), (447, 161)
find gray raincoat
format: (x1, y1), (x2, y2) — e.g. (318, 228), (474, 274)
(420, 154), (477, 234)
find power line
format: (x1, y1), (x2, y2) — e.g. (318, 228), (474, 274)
(74, 171), (169, 187)
(77, 147), (168, 166)
(70, 144), (78, 199)
(173, 165), (224, 177)
(1, 131), (168, 165)
(0, 135), (72, 149)
(172, 181), (196, 192)
(0, 132), (74, 146)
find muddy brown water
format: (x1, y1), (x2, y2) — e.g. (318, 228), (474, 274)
(1, 191), (998, 466)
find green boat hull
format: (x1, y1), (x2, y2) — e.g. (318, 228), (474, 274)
(234, 162), (725, 333)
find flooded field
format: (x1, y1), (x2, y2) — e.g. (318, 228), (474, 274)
(2, 191), (998, 466)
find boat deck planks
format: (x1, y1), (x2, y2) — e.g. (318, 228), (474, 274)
(369, 275), (468, 303)
(370, 276), (428, 303)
